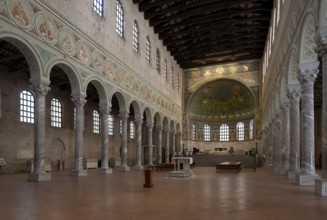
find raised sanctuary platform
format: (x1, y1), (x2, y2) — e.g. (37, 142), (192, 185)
(192, 154), (256, 169)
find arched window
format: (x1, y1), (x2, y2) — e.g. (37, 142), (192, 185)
(156, 49), (160, 73)
(108, 114), (114, 135)
(164, 59), (167, 81)
(51, 98), (62, 127)
(203, 124), (211, 141)
(130, 121), (135, 139)
(249, 119), (254, 139)
(120, 119), (122, 134)
(93, 0), (104, 17)
(93, 110), (100, 134)
(176, 73), (180, 91)
(192, 124), (196, 141)
(171, 67), (174, 88)
(219, 124), (229, 141)
(116, 0), (124, 37)
(132, 20), (139, 52)
(236, 122), (245, 141)
(20, 90), (34, 123)
(146, 36), (151, 64)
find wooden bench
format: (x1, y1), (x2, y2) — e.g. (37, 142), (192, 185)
(216, 162), (241, 173)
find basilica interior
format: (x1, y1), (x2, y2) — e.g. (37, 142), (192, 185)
(0, 0), (327, 219)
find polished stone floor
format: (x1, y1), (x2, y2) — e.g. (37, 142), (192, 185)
(0, 167), (326, 220)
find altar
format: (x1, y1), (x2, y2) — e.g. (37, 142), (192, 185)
(166, 157), (194, 179)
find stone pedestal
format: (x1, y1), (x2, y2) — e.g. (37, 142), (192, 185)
(287, 170), (298, 180)
(133, 164), (144, 170)
(296, 173), (319, 185)
(28, 172), (51, 182)
(167, 157), (194, 179)
(315, 179), (327, 196)
(119, 166), (130, 172)
(98, 168), (112, 174)
(70, 169), (87, 177)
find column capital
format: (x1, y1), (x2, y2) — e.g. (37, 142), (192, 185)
(298, 62), (319, 84)
(315, 29), (327, 57)
(164, 127), (170, 133)
(280, 99), (290, 111)
(99, 104), (111, 115)
(134, 117), (143, 126)
(287, 85), (301, 101)
(30, 84), (51, 96)
(170, 129), (176, 135)
(119, 111), (129, 120)
(72, 96), (87, 107)
(146, 122), (154, 129)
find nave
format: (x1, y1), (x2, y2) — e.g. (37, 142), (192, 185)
(0, 167), (326, 220)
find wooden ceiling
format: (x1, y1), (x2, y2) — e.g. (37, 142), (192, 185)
(133, 0), (273, 69)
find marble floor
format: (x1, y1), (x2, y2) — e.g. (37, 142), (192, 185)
(0, 167), (326, 220)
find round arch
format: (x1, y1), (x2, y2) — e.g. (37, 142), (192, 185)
(84, 77), (108, 106)
(46, 59), (83, 97)
(109, 90), (128, 112)
(0, 33), (44, 85)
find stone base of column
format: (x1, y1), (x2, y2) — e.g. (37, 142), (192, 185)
(119, 166), (130, 172)
(274, 166), (280, 173)
(279, 167), (288, 175)
(287, 170), (298, 180)
(28, 172), (51, 182)
(70, 169), (88, 177)
(315, 179), (327, 196)
(296, 173), (319, 185)
(134, 164), (144, 170)
(98, 168), (112, 174)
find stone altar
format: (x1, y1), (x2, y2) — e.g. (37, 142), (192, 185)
(166, 157), (194, 179)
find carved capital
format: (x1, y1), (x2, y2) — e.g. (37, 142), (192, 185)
(72, 97), (87, 107)
(119, 111), (129, 121)
(99, 105), (111, 115)
(30, 84), (51, 96)
(287, 89), (301, 102)
(315, 29), (327, 57)
(134, 117), (143, 126)
(297, 68), (318, 84)
(146, 122), (154, 129)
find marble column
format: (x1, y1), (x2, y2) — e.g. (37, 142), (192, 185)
(287, 86), (301, 179)
(171, 129), (176, 157)
(134, 117), (143, 170)
(296, 62), (319, 185)
(315, 31), (327, 195)
(119, 111), (130, 171)
(28, 84), (51, 182)
(280, 101), (290, 175)
(156, 124), (163, 164)
(267, 123), (274, 168)
(98, 104), (112, 174)
(70, 96), (88, 177)
(273, 113), (282, 172)
(164, 127), (170, 163)
(146, 122), (154, 166)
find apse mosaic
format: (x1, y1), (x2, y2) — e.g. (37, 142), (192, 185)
(189, 79), (255, 121)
